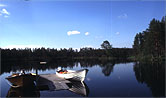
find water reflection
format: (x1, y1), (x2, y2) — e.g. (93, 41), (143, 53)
(2, 60), (165, 97)
(67, 81), (89, 97)
(101, 62), (115, 76)
(1, 60), (125, 77)
(6, 83), (40, 97)
(133, 62), (165, 97)
(6, 80), (89, 97)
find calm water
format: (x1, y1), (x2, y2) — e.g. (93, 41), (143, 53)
(0, 60), (165, 97)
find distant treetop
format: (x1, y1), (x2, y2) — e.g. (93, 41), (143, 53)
(101, 40), (112, 49)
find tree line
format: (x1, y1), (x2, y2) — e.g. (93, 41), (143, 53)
(133, 16), (165, 61)
(1, 41), (134, 62)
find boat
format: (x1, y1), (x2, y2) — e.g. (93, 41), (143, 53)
(40, 62), (47, 64)
(56, 69), (88, 82)
(6, 72), (36, 88)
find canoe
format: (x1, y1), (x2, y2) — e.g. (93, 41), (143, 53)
(6, 73), (36, 88)
(56, 69), (88, 82)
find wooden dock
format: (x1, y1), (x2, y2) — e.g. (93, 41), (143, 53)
(36, 74), (71, 91)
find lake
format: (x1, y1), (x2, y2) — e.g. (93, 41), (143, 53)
(0, 60), (165, 97)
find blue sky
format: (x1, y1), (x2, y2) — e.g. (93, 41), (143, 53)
(0, 0), (165, 49)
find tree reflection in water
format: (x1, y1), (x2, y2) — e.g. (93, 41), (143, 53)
(2, 60), (164, 97)
(1, 59), (124, 77)
(133, 62), (165, 97)
(101, 62), (115, 76)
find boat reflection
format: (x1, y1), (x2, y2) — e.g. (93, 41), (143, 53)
(67, 81), (89, 97)
(6, 83), (40, 97)
(7, 78), (89, 97)
(36, 74), (89, 97)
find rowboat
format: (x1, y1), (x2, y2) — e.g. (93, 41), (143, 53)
(6, 73), (36, 88)
(40, 62), (47, 64)
(56, 69), (88, 82)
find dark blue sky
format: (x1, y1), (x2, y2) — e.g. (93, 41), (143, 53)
(0, 0), (165, 49)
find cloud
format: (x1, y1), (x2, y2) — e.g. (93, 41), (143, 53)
(67, 30), (80, 36)
(118, 13), (128, 19)
(0, 4), (7, 7)
(85, 32), (89, 36)
(1, 45), (42, 49)
(0, 8), (10, 18)
(116, 32), (120, 35)
(1, 8), (10, 15)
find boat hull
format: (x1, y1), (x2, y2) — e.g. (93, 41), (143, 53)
(6, 74), (36, 88)
(56, 69), (88, 82)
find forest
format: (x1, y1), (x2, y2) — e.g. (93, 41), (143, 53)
(1, 43), (133, 62)
(133, 16), (165, 61)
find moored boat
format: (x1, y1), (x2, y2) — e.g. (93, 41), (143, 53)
(40, 62), (47, 64)
(6, 73), (36, 88)
(56, 69), (88, 82)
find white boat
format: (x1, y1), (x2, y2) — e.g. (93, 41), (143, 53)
(40, 62), (47, 64)
(56, 69), (88, 82)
